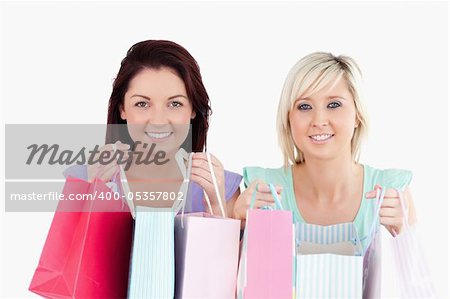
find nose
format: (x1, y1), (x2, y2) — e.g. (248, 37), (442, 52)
(147, 105), (169, 125)
(311, 108), (329, 128)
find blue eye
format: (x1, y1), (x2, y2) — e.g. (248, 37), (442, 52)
(297, 103), (312, 111)
(135, 101), (148, 108)
(328, 101), (341, 109)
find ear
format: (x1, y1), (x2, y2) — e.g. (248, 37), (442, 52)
(354, 116), (360, 128)
(120, 104), (126, 120)
(191, 110), (196, 119)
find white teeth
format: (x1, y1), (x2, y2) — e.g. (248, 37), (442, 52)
(146, 132), (172, 139)
(310, 134), (332, 141)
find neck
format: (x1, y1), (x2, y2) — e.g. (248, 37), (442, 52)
(294, 153), (360, 204)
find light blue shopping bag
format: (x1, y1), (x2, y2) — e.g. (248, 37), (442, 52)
(294, 189), (388, 298)
(128, 207), (176, 298)
(295, 222), (364, 298)
(127, 149), (192, 298)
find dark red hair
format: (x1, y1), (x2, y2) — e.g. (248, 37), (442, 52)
(105, 40), (211, 152)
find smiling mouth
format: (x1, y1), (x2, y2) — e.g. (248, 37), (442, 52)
(309, 134), (334, 142)
(145, 132), (173, 140)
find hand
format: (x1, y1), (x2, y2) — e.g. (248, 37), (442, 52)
(87, 141), (130, 183)
(366, 185), (407, 236)
(232, 180), (283, 221)
(190, 152), (226, 215)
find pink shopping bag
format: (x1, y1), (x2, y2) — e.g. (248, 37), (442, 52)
(174, 212), (241, 298)
(390, 188), (438, 298)
(174, 152), (241, 298)
(29, 176), (133, 298)
(236, 183), (294, 299)
(361, 186), (438, 298)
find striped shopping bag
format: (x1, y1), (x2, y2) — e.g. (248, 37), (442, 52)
(127, 207), (176, 298)
(295, 188), (391, 299)
(295, 222), (364, 298)
(127, 149), (192, 298)
(390, 188), (438, 298)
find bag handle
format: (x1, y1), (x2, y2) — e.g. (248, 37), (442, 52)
(173, 148), (193, 217)
(250, 182), (283, 210)
(178, 151), (225, 229)
(112, 144), (135, 219)
(202, 152), (226, 218)
(112, 145), (194, 219)
(360, 187), (386, 243)
(361, 186), (410, 241)
(394, 188), (409, 237)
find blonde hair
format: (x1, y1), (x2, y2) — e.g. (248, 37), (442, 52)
(276, 52), (368, 167)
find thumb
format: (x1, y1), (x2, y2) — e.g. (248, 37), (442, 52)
(248, 179), (265, 190)
(365, 184), (382, 199)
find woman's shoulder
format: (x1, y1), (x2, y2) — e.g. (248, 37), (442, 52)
(188, 169), (242, 206)
(223, 169), (243, 197)
(363, 164), (413, 190)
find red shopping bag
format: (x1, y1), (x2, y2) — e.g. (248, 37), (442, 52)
(29, 176), (133, 298)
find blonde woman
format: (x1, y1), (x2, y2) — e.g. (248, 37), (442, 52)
(233, 52), (417, 252)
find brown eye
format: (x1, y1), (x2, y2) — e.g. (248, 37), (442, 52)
(135, 101), (148, 108)
(169, 101), (183, 108)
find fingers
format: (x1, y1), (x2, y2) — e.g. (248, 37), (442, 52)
(379, 207), (401, 218)
(191, 172), (215, 190)
(381, 197), (401, 208)
(191, 165), (215, 185)
(247, 179), (282, 194)
(380, 217), (403, 227)
(247, 179), (265, 189)
(102, 141), (130, 153)
(191, 157), (223, 174)
(191, 152), (223, 168)
(245, 180), (282, 204)
(97, 163), (119, 181)
(365, 190), (377, 198)
(366, 187), (399, 200)
(382, 189), (399, 198)
(365, 184), (381, 198)
(233, 180), (283, 220)
(88, 142), (131, 182)
(251, 191), (276, 203)
(256, 184), (283, 194)
(95, 143), (131, 162)
(251, 199), (276, 209)
(191, 154), (224, 182)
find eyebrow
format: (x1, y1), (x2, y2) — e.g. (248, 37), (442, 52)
(130, 94), (189, 100)
(295, 96), (348, 103)
(328, 96), (348, 101)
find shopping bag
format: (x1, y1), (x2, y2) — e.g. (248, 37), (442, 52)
(390, 188), (438, 298)
(127, 148), (191, 298)
(174, 152), (241, 298)
(294, 188), (389, 299)
(295, 222), (365, 298)
(29, 176), (133, 298)
(362, 186), (437, 298)
(236, 183), (294, 299)
(127, 206), (176, 298)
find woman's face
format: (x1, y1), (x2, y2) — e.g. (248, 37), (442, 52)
(288, 76), (358, 162)
(120, 67), (195, 154)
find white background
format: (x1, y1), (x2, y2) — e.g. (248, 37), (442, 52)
(1, 1), (448, 298)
